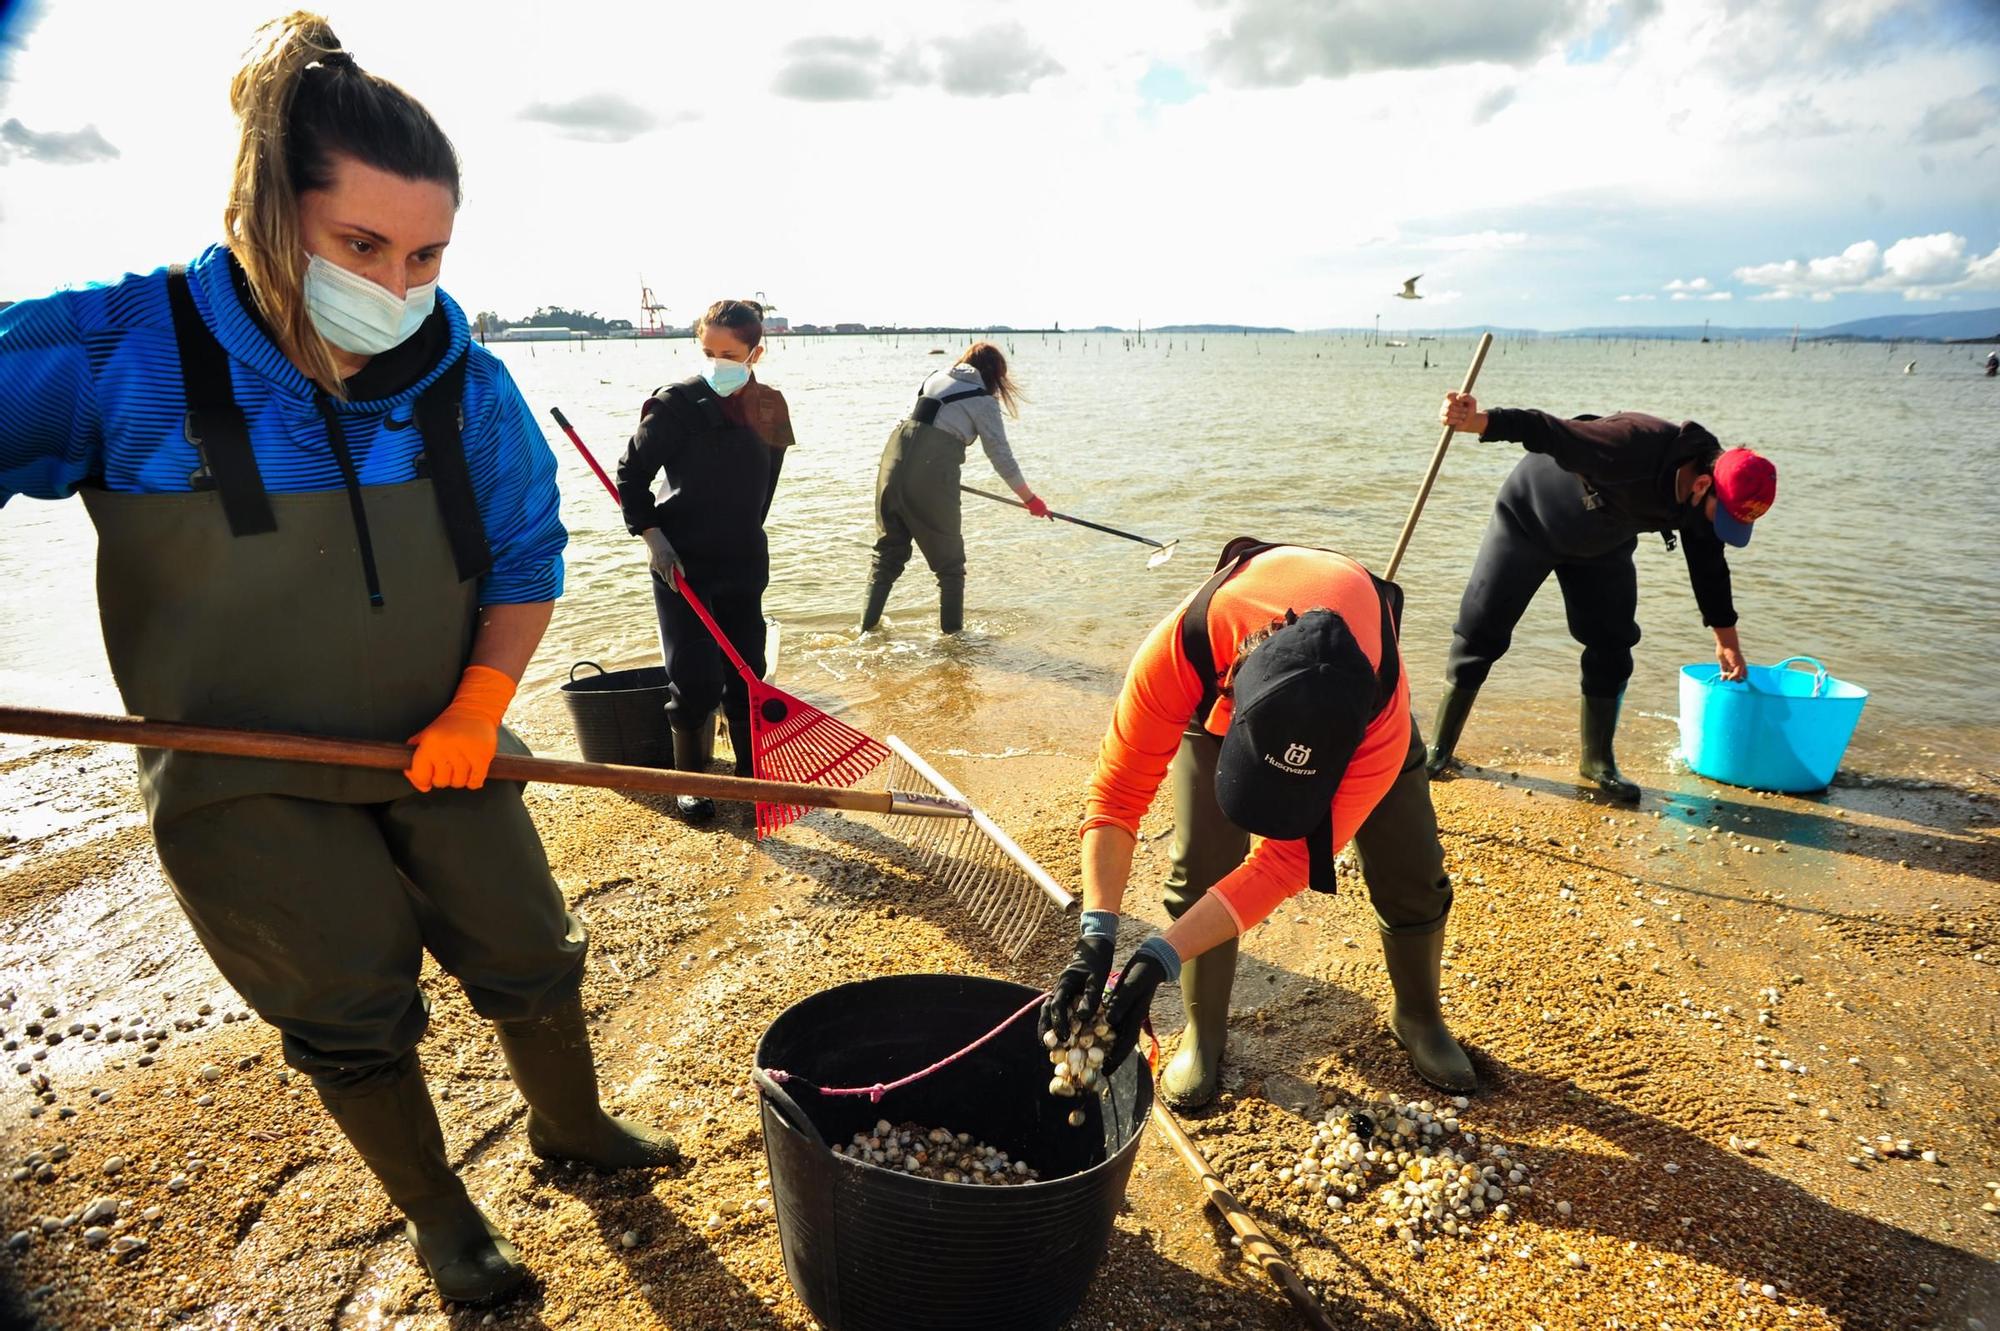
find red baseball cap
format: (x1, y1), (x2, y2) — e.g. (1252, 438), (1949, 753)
(1710, 448), (1776, 547)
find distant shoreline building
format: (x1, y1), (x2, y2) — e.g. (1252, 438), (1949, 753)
(492, 326), (579, 343)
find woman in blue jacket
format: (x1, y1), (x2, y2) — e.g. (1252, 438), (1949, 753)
(0, 12), (673, 1305)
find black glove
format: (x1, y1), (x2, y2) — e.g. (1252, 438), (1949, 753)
(1039, 933), (1113, 1043)
(1100, 939), (1176, 1076)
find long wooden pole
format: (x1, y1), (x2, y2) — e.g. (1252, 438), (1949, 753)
(1148, 1100), (1339, 1331)
(0, 707), (969, 819)
(1383, 331), (1493, 582)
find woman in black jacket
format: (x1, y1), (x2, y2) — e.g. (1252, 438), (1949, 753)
(616, 299), (794, 819)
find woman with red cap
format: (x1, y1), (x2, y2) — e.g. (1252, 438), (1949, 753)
(1040, 541), (1476, 1109)
(1423, 394), (1778, 802)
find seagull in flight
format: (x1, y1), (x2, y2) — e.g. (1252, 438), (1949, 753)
(1396, 275), (1424, 300)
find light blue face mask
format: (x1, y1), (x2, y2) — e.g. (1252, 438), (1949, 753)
(703, 357), (752, 397)
(303, 253), (437, 357)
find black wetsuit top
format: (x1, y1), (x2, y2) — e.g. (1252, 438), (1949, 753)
(1481, 408), (1737, 628)
(615, 377), (778, 592)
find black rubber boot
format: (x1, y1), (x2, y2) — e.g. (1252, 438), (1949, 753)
(938, 574), (966, 635)
(494, 997), (682, 1169)
(859, 568), (895, 632)
(1424, 684), (1478, 778)
(1159, 939), (1238, 1112)
(670, 719), (717, 822)
(721, 697), (756, 779)
(315, 1054), (528, 1305)
(1579, 693), (1642, 803)
(1378, 926), (1478, 1093)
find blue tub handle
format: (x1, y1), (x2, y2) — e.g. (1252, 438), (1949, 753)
(567, 660), (606, 684)
(1769, 656), (1830, 698)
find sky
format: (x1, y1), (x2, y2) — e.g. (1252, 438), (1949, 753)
(0, 0), (1996, 330)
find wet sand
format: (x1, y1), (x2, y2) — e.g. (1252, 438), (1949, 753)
(0, 680), (1995, 1331)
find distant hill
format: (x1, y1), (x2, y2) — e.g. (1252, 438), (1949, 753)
(1811, 308), (2000, 341)
(1202, 309), (2000, 343)
(1559, 324), (1795, 340)
(1149, 323), (1296, 334)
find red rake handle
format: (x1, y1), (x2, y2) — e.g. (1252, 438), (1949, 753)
(548, 406), (759, 687)
(550, 407), (622, 504)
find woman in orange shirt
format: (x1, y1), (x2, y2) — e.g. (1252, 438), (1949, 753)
(1040, 542), (1476, 1107)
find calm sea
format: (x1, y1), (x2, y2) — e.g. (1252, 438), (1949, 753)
(3, 330), (1994, 779)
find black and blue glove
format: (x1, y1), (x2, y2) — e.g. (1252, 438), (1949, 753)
(1039, 910), (1118, 1043)
(1101, 935), (1182, 1076)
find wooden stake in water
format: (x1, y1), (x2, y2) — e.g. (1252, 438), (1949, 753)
(1384, 332), (1493, 582)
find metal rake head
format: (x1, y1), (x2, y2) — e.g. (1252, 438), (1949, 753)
(877, 742), (1073, 959)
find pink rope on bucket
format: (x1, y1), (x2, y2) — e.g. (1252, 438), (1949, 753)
(761, 990), (1051, 1104)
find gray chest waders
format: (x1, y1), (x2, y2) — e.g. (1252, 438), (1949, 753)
(862, 381), (989, 632)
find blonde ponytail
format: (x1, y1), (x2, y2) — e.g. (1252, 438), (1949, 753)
(224, 11), (348, 392)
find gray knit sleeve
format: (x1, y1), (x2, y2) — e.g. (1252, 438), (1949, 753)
(968, 396), (1026, 491)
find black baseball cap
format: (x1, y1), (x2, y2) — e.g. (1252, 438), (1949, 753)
(1214, 609), (1382, 847)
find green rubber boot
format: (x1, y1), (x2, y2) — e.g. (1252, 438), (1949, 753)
(859, 566), (895, 632)
(669, 718), (717, 822)
(315, 1054), (528, 1305)
(1159, 938), (1239, 1112)
(1579, 693), (1642, 803)
(494, 997), (682, 1169)
(1424, 684), (1478, 778)
(1378, 926), (1478, 1093)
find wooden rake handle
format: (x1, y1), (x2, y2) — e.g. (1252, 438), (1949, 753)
(1150, 1100), (1339, 1331)
(0, 707), (969, 819)
(1384, 330), (1493, 582)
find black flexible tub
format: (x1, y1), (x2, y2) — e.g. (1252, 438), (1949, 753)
(753, 974), (1151, 1331)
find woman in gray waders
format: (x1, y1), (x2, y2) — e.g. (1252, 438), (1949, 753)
(859, 341), (1051, 633)
(1425, 392), (1777, 803)
(0, 14), (674, 1304)
(615, 299), (794, 821)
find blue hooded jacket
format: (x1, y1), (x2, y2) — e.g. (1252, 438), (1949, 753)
(0, 244), (565, 605)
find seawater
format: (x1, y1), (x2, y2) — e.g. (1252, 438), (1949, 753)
(3, 331), (1994, 777)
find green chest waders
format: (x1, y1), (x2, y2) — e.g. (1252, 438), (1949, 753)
(84, 269), (516, 825)
(78, 271), (603, 1303)
(863, 381), (989, 632)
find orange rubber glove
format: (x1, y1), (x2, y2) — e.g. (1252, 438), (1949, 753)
(405, 665), (517, 792)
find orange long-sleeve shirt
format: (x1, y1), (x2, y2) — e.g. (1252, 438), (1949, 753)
(1083, 546), (1411, 933)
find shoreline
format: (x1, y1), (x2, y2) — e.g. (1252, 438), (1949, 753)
(0, 679), (1995, 1330)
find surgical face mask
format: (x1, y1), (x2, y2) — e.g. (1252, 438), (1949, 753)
(303, 253), (437, 356)
(703, 356), (752, 397)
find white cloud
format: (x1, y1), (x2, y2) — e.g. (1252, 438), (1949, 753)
(1200, 0), (1596, 86)
(1881, 232), (1965, 284)
(0, 118), (118, 164)
(517, 94), (671, 144)
(1702, 290), (1733, 300)
(1664, 276), (1713, 292)
(1426, 230), (1529, 251)
(1616, 293), (1657, 302)
(1734, 233), (2000, 300)
(1913, 84), (2000, 143)
(0, 0), (1995, 329)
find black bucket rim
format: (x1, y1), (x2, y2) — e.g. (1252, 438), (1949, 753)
(754, 972), (1150, 1191)
(559, 659), (672, 695)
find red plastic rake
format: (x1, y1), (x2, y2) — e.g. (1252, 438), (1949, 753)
(550, 407), (889, 837)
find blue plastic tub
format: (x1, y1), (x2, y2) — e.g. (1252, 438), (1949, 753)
(1678, 656), (1869, 792)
